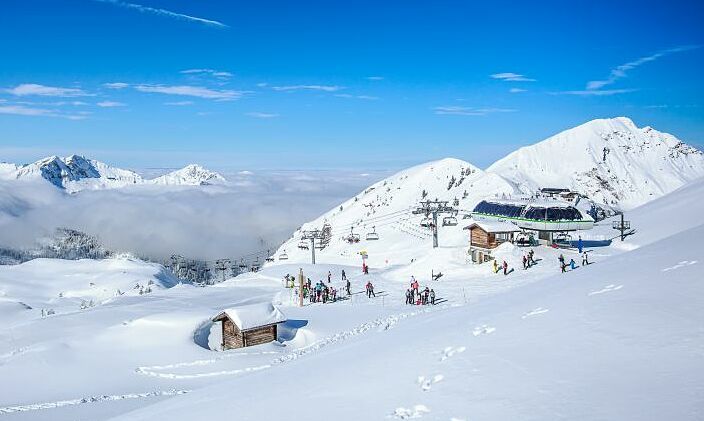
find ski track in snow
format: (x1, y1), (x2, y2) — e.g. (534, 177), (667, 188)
(662, 260), (697, 272)
(472, 325), (496, 336)
(271, 305), (439, 365)
(588, 284), (623, 296)
(522, 307), (549, 319)
(135, 306), (443, 380)
(0, 389), (189, 415)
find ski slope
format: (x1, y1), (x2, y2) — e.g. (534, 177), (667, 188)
(0, 178), (703, 420)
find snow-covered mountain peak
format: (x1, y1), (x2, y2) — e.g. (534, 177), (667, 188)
(151, 164), (226, 186)
(487, 117), (704, 209)
(12, 155), (143, 192)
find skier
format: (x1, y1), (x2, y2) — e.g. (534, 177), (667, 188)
(582, 251), (589, 266)
(405, 289), (413, 305)
(429, 289), (436, 305)
(577, 236), (584, 254)
(341, 269), (347, 281)
(522, 255), (527, 270)
(570, 258), (576, 270)
(558, 254), (566, 273)
(327, 271), (332, 283)
(529, 249), (536, 266)
(423, 287), (430, 305)
(502, 260), (508, 276)
(365, 281), (375, 298)
(493, 259), (499, 274)
(346, 278), (351, 295)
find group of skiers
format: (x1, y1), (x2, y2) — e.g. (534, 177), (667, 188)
(492, 259), (510, 275)
(559, 251), (590, 272)
(522, 249), (537, 269)
(305, 279), (338, 303)
(405, 276), (436, 305)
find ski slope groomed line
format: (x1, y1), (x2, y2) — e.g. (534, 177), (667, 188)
(0, 389), (189, 415)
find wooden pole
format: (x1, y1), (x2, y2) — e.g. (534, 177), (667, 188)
(298, 268), (304, 307)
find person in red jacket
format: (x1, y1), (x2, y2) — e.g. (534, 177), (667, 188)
(365, 281), (375, 298)
(502, 260), (508, 275)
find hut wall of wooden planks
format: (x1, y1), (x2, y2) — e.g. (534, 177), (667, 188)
(212, 303), (287, 350)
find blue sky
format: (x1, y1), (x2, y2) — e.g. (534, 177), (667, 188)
(0, 0), (702, 170)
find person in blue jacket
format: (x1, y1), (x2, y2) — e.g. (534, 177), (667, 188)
(577, 236), (584, 254)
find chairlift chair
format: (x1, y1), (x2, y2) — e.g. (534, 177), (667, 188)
(238, 259), (247, 269)
(442, 216), (458, 227)
(346, 228), (361, 243)
(279, 250), (289, 261)
(298, 240), (309, 250)
(420, 217), (432, 228)
(366, 226), (380, 241)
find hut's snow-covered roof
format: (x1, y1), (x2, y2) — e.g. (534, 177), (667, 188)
(213, 302), (286, 331)
(463, 219), (521, 233)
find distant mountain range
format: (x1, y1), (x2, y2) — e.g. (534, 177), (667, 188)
(1, 117), (702, 207)
(1, 155), (226, 192)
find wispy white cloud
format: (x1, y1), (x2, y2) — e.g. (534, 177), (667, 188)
(509, 88), (527, 93)
(103, 82), (129, 89)
(94, 0), (227, 28)
(334, 93), (379, 100)
(272, 85), (344, 92)
(6, 84), (92, 97)
(557, 88), (637, 96)
(434, 106), (517, 116)
(490, 72), (536, 82)
(256, 82), (268, 88)
(134, 84), (245, 101)
(0, 104), (88, 120)
(96, 101), (126, 107)
(180, 69), (233, 79)
(366, 76), (384, 81)
(164, 101), (194, 106)
(245, 112), (279, 118)
(586, 45), (699, 90)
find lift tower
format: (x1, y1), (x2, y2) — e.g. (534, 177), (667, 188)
(413, 200), (457, 248)
(301, 229), (326, 264)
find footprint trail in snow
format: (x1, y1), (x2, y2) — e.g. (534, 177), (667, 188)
(588, 284), (623, 296)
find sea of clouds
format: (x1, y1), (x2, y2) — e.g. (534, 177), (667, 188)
(0, 170), (387, 261)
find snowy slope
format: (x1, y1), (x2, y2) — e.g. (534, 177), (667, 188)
(12, 155), (144, 193)
(272, 158), (518, 267)
(0, 179), (703, 420)
(488, 117), (704, 209)
(150, 164), (226, 186)
(114, 200), (704, 421)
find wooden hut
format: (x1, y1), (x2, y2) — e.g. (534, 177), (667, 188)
(463, 220), (521, 263)
(212, 302), (287, 350)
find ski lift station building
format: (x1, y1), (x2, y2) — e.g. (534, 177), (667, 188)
(212, 302), (287, 350)
(470, 198), (595, 243)
(463, 220), (521, 263)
